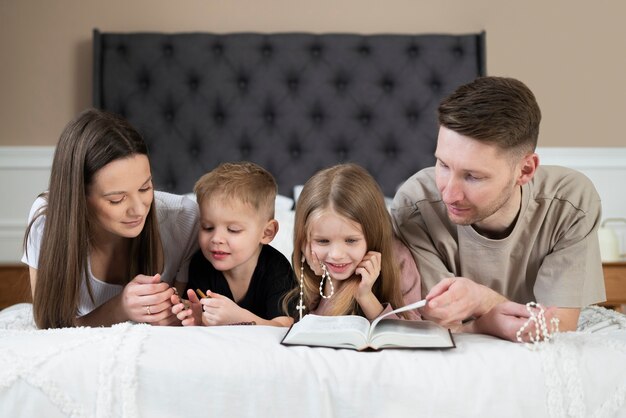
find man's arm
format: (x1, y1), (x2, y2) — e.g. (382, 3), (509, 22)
(554, 307), (580, 332)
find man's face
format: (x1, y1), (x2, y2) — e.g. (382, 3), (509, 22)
(434, 126), (522, 232)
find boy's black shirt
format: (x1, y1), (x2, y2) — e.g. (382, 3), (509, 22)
(187, 244), (296, 320)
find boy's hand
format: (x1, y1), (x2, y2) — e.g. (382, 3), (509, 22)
(171, 289), (203, 326)
(200, 291), (247, 326)
(355, 251), (381, 300)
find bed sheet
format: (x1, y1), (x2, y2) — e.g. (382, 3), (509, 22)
(1, 304), (625, 418)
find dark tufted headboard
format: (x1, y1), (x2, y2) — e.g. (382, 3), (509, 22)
(93, 30), (485, 198)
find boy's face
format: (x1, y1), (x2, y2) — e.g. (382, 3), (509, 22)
(198, 196), (271, 276)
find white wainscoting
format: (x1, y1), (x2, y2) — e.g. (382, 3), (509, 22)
(0, 147), (55, 263)
(1, 146), (625, 263)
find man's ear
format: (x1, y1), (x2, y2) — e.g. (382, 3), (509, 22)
(261, 219), (279, 244)
(516, 153), (539, 186)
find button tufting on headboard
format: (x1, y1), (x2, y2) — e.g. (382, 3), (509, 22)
(93, 30), (486, 197)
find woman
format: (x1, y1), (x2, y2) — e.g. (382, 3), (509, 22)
(22, 108), (198, 329)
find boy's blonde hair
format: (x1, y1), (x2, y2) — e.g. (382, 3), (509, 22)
(194, 161), (277, 220)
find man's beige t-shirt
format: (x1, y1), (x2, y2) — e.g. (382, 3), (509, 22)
(391, 165), (605, 307)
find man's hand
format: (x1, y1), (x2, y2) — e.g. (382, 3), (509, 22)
(421, 277), (506, 327)
(466, 301), (559, 342)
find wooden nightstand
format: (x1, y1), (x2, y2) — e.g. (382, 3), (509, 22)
(0, 264), (31, 310)
(602, 262), (626, 313)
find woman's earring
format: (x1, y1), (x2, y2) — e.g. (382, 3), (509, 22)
(319, 264), (334, 299)
(296, 255), (306, 320)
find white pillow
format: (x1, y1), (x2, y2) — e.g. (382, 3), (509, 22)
(273, 195), (295, 262)
(273, 206), (295, 262)
(275, 194), (294, 212)
(293, 185), (304, 203)
(385, 196), (394, 212)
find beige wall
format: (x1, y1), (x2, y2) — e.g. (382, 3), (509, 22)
(1, 0), (624, 147)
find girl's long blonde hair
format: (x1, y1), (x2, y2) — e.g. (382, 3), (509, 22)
(284, 163), (407, 319)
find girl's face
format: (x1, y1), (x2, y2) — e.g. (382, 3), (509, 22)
(86, 154), (153, 242)
(307, 208), (368, 282)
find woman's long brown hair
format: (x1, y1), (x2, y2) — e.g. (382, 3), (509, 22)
(24, 109), (163, 329)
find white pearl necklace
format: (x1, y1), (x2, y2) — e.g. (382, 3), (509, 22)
(319, 264), (334, 299)
(296, 261), (306, 320)
(516, 302), (560, 349)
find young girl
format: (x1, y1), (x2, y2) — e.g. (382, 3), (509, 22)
(22, 109), (199, 329)
(286, 163), (421, 321)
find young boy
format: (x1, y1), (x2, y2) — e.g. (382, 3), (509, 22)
(172, 162), (295, 327)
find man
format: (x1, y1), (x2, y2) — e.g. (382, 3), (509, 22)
(391, 76), (605, 341)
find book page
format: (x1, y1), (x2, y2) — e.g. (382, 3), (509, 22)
(369, 299), (427, 338)
(369, 319), (454, 349)
(282, 314), (371, 349)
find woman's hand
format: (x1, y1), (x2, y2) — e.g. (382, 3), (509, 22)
(122, 273), (178, 325)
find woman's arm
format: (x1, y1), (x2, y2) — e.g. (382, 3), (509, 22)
(28, 267), (37, 299)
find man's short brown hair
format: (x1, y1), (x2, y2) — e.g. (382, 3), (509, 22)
(438, 76), (541, 155)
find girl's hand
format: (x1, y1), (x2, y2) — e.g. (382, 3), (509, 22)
(200, 291), (247, 326)
(303, 244), (324, 276)
(122, 273), (178, 325)
(171, 289), (202, 326)
(355, 251), (381, 300)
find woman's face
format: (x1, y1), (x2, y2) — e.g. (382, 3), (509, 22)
(86, 154), (154, 241)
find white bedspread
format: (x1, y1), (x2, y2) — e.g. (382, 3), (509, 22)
(1, 304), (625, 418)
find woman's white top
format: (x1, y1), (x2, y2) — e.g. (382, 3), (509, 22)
(22, 191), (199, 316)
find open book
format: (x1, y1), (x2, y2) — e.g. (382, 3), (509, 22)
(281, 299), (455, 351)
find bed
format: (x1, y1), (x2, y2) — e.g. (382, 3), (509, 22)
(2, 30), (625, 417)
(1, 304), (625, 417)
